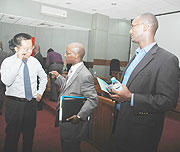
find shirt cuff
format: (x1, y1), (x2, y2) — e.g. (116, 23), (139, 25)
(77, 115), (81, 119)
(130, 93), (134, 106)
(57, 75), (60, 79)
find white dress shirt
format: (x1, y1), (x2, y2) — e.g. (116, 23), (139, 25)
(66, 62), (83, 84)
(1, 54), (47, 98)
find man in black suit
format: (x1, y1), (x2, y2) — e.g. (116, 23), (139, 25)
(0, 41), (12, 115)
(33, 45), (46, 111)
(109, 13), (179, 152)
(33, 45), (46, 70)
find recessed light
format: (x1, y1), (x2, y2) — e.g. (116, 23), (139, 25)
(9, 17), (15, 19)
(66, 2), (71, 5)
(111, 2), (117, 5)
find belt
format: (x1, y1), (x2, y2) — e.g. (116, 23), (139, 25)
(51, 62), (62, 65)
(7, 96), (36, 102)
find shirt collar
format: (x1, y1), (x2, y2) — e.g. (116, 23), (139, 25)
(70, 62), (83, 73)
(136, 42), (157, 55)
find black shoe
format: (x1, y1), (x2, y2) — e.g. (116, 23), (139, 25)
(0, 111), (2, 115)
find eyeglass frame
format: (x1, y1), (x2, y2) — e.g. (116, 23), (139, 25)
(130, 23), (144, 29)
(17, 45), (35, 52)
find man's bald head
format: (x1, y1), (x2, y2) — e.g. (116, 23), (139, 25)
(34, 45), (40, 51)
(33, 45), (40, 54)
(67, 42), (85, 60)
(137, 13), (158, 34)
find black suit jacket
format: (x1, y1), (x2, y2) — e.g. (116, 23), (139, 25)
(34, 52), (46, 70)
(112, 44), (179, 152)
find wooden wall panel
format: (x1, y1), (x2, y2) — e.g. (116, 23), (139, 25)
(92, 96), (114, 148)
(93, 59), (128, 67)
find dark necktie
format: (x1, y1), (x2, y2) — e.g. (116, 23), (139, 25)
(23, 59), (33, 101)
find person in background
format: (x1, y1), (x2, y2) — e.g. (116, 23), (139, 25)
(1, 33), (47, 152)
(49, 42), (98, 152)
(33, 45), (46, 70)
(0, 41), (6, 115)
(0, 40), (3, 51)
(46, 48), (63, 101)
(33, 45), (46, 111)
(0, 41), (13, 116)
(109, 13), (179, 152)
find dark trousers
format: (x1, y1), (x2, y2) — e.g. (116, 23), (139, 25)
(61, 138), (81, 152)
(4, 97), (37, 152)
(48, 63), (63, 101)
(36, 77), (43, 110)
(0, 81), (5, 111)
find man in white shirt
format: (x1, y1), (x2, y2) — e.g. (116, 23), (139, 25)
(1, 33), (47, 152)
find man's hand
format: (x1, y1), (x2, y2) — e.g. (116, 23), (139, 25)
(36, 93), (42, 102)
(109, 84), (132, 102)
(67, 115), (81, 125)
(49, 71), (60, 78)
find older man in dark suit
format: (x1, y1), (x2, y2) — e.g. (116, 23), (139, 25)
(33, 45), (46, 111)
(109, 13), (179, 152)
(33, 45), (46, 70)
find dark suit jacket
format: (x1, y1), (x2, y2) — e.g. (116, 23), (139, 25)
(112, 44), (179, 152)
(55, 64), (98, 142)
(34, 52), (46, 70)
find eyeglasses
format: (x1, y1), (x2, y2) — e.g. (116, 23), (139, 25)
(18, 46), (34, 52)
(131, 23), (144, 29)
(65, 51), (75, 56)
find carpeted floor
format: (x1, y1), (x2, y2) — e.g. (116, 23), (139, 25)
(0, 104), (61, 152)
(1, 98), (180, 152)
(0, 98), (99, 152)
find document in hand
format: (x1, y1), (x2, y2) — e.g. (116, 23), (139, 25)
(96, 77), (111, 93)
(59, 96), (86, 122)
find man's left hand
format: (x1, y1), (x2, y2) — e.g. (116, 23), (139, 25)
(67, 115), (81, 125)
(36, 93), (42, 102)
(109, 84), (132, 102)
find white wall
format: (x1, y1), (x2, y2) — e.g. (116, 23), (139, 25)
(130, 12), (180, 65)
(0, 22), (89, 60)
(155, 12), (180, 65)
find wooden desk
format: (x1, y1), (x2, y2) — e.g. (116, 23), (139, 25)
(91, 96), (114, 150)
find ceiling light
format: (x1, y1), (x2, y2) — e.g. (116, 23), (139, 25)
(66, 2), (71, 5)
(111, 3), (117, 6)
(9, 17), (15, 19)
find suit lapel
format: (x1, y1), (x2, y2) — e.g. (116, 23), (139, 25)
(63, 64), (84, 91)
(126, 44), (158, 87)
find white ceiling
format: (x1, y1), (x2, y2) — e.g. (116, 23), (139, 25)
(0, 0), (180, 30)
(0, 13), (91, 31)
(32, 0), (180, 19)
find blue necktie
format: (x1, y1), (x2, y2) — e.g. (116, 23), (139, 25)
(116, 49), (146, 110)
(23, 59), (33, 101)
